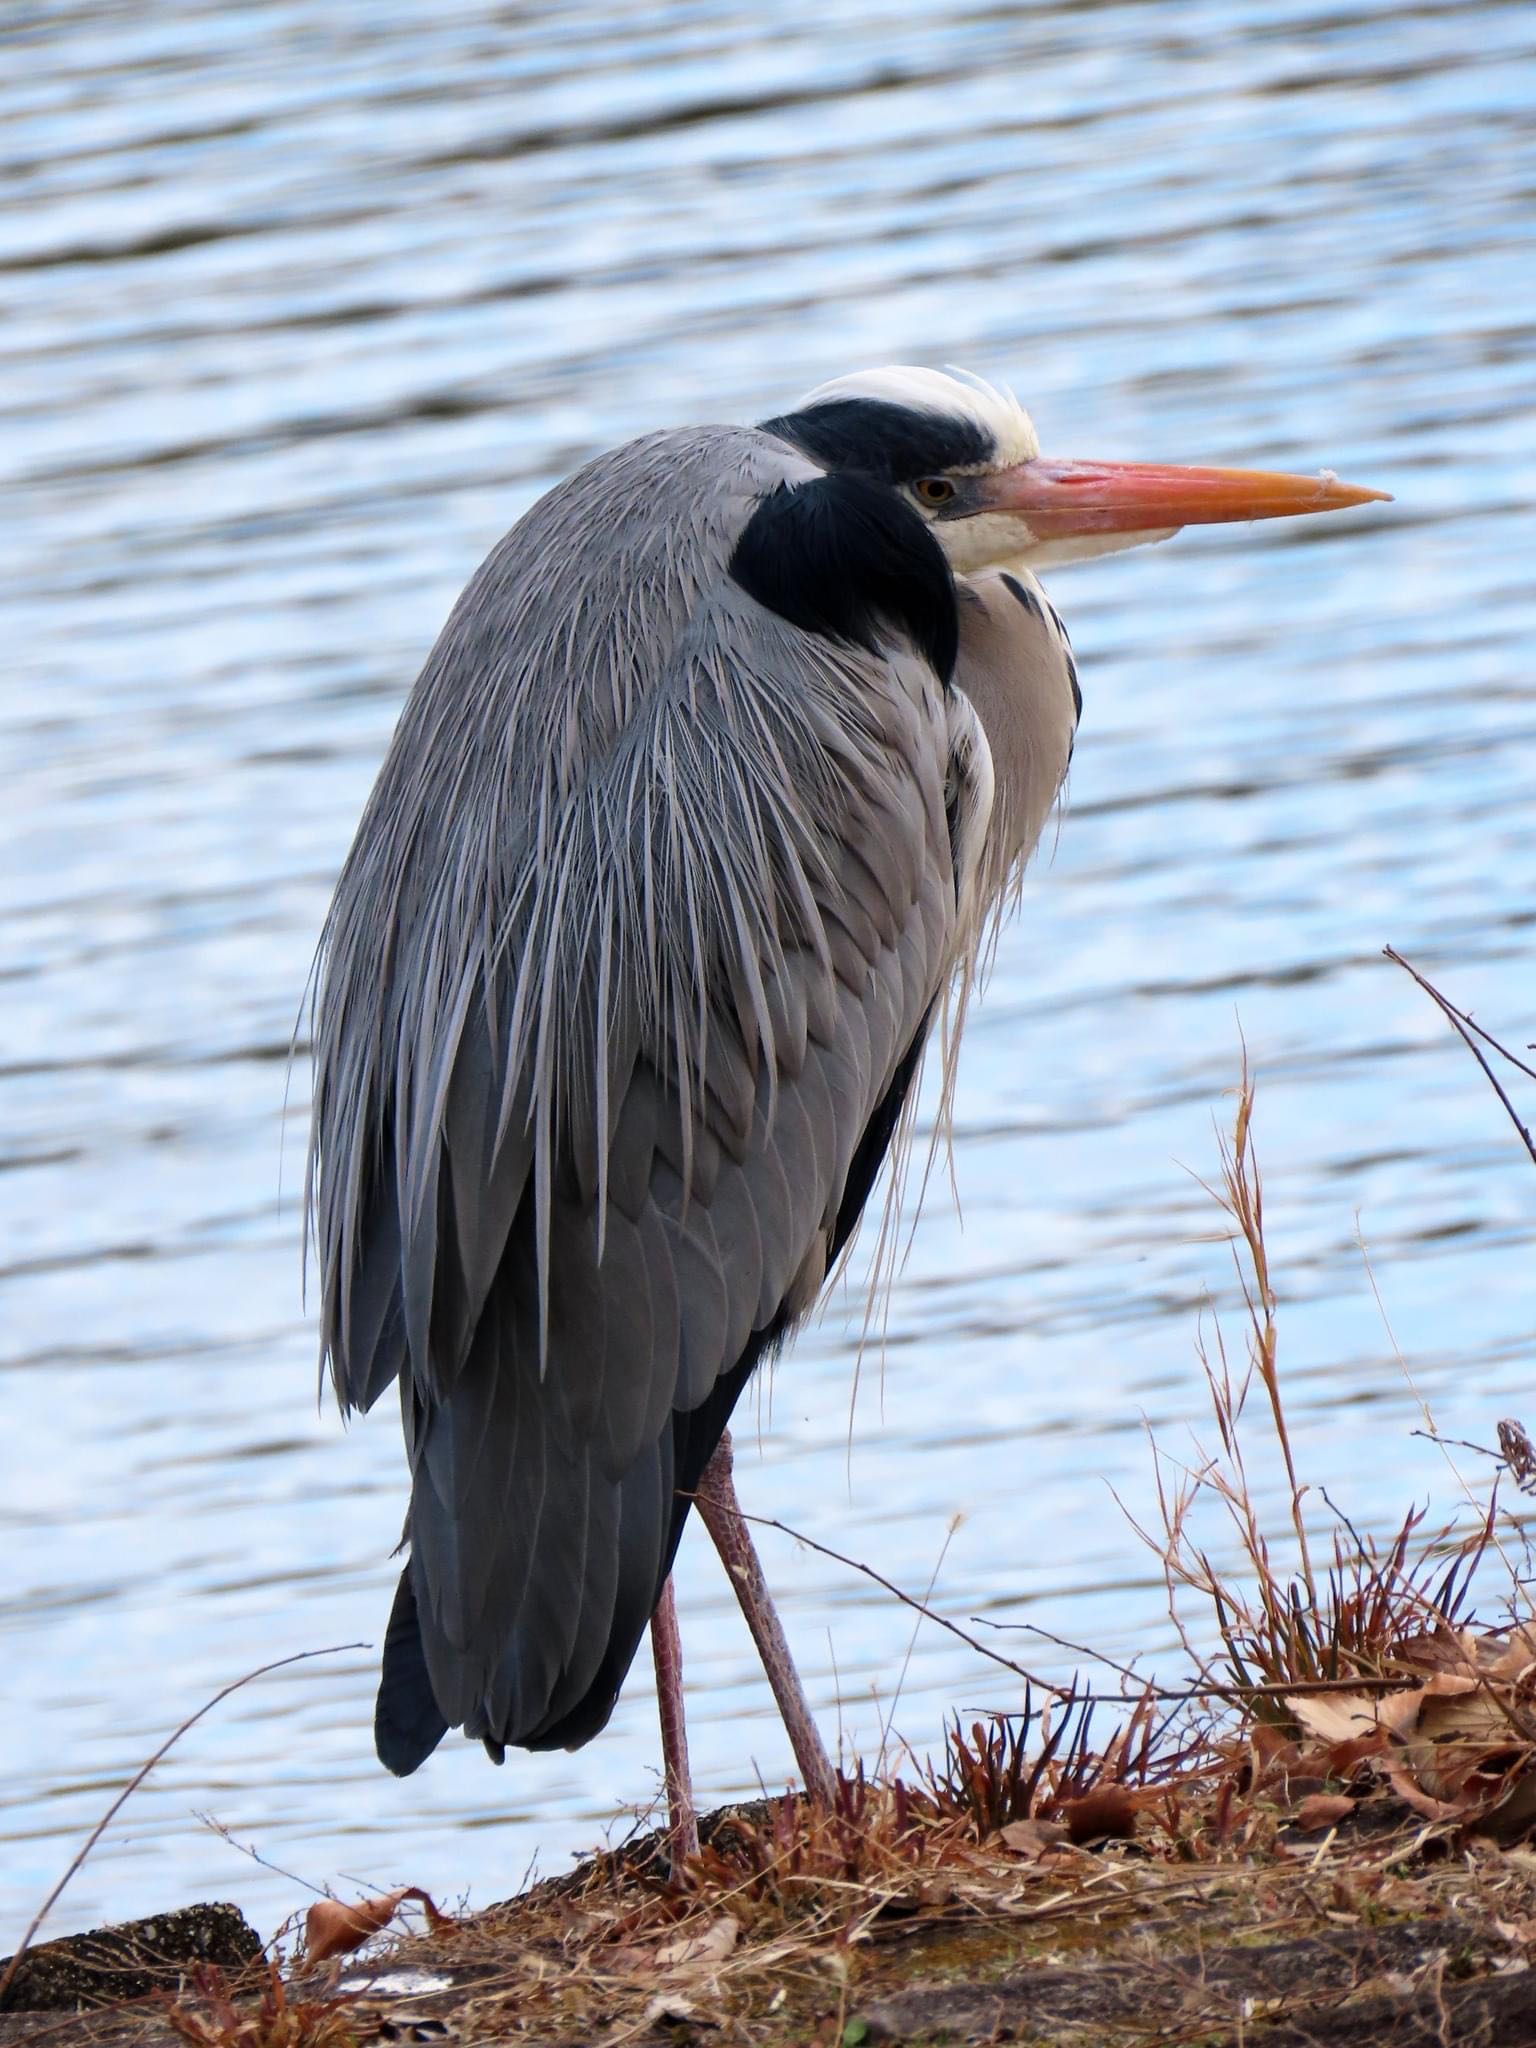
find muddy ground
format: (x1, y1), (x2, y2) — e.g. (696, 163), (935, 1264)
(7, 1783), (1536, 2048)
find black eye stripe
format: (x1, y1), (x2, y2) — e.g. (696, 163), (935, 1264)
(761, 397), (993, 484)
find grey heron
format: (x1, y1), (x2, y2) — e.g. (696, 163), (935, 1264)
(307, 366), (1384, 1859)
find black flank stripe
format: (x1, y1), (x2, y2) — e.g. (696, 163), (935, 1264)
(1000, 571), (1042, 622)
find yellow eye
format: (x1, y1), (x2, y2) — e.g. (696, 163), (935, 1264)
(913, 476), (956, 507)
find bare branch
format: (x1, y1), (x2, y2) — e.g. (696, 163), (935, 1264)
(1385, 946), (1536, 1165)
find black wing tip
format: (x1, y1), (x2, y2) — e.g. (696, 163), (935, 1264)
(376, 1702), (449, 1776)
(375, 1564), (451, 1776)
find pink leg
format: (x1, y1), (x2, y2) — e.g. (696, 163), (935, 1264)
(650, 1576), (699, 1867)
(696, 1430), (837, 1807)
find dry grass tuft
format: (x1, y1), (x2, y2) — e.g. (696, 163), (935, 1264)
(1126, 1056), (1536, 1866)
(1155, 1064), (1507, 1703)
(921, 1683), (1183, 1844)
(1145, 1063), (1500, 1709)
(159, 1961), (357, 2048)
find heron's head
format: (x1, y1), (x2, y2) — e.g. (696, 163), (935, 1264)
(764, 366), (1387, 573)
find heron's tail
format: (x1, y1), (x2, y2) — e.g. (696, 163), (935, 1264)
(374, 1317), (782, 1771)
(375, 1565), (450, 1774)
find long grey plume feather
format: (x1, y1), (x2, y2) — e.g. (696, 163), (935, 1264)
(308, 428), (890, 1410)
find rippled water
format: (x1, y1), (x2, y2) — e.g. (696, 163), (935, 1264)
(4, 0), (1534, 1951)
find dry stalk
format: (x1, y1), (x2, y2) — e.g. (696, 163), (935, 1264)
(161, 1958), (359, 2048)
(1385, 946), (1536, 1165)
(0, 1645), (364, 2011)
(1140, 1066), (1510, 1714)
(1227, 1058), (1317, 1608)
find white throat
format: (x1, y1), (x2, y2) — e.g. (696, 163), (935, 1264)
(939, 517), (1181, 575)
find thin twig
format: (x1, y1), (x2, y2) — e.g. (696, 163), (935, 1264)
(1388, 949), (1536, 1085)
(971, 1615), (1144, 1688)
(1385, 946), (1536, 1164)
(878, 1515), (961, 1771)
(195, 1811), (332, 1908)
(0, 1643), (365, 2006)
(679, 1492), (1062, 1696)
(1410, 1428), (1504, 1464)
(688, 1495), (1442, 1708)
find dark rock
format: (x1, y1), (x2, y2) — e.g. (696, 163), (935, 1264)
(0, 1901), (262, 2011)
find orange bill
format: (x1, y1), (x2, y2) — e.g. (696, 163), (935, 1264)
(979, 457), (1391, 536)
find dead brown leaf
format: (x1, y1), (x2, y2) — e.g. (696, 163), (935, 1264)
(305, 1888), (448, 1965)
(1417, 1688), (1522, 1748)
(1400, 1685), (1535, 1811)
(1248, 1723), (1302, 1781)
(1383, 1766), (1464, 1824)
(1056, 1786), (1137, 1844)
(1323, 1731), (1392, 1777)
(1293, 1793), (1356, 1831)
(1487, 1625), (1536, 1684)
(644, 1992), (710, 2027)
(1288, 1689), (1424, 1747)
(1470, 1768), (1536, 1845)
(1394, 1628), (1480, 1678)
(652, 1915), (739, 1972)
(1425, 1669), (1481, 1696)
(998, 1817), (1070, 1860)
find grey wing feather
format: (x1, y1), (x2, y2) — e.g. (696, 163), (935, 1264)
(309, 426), (959, 1764)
